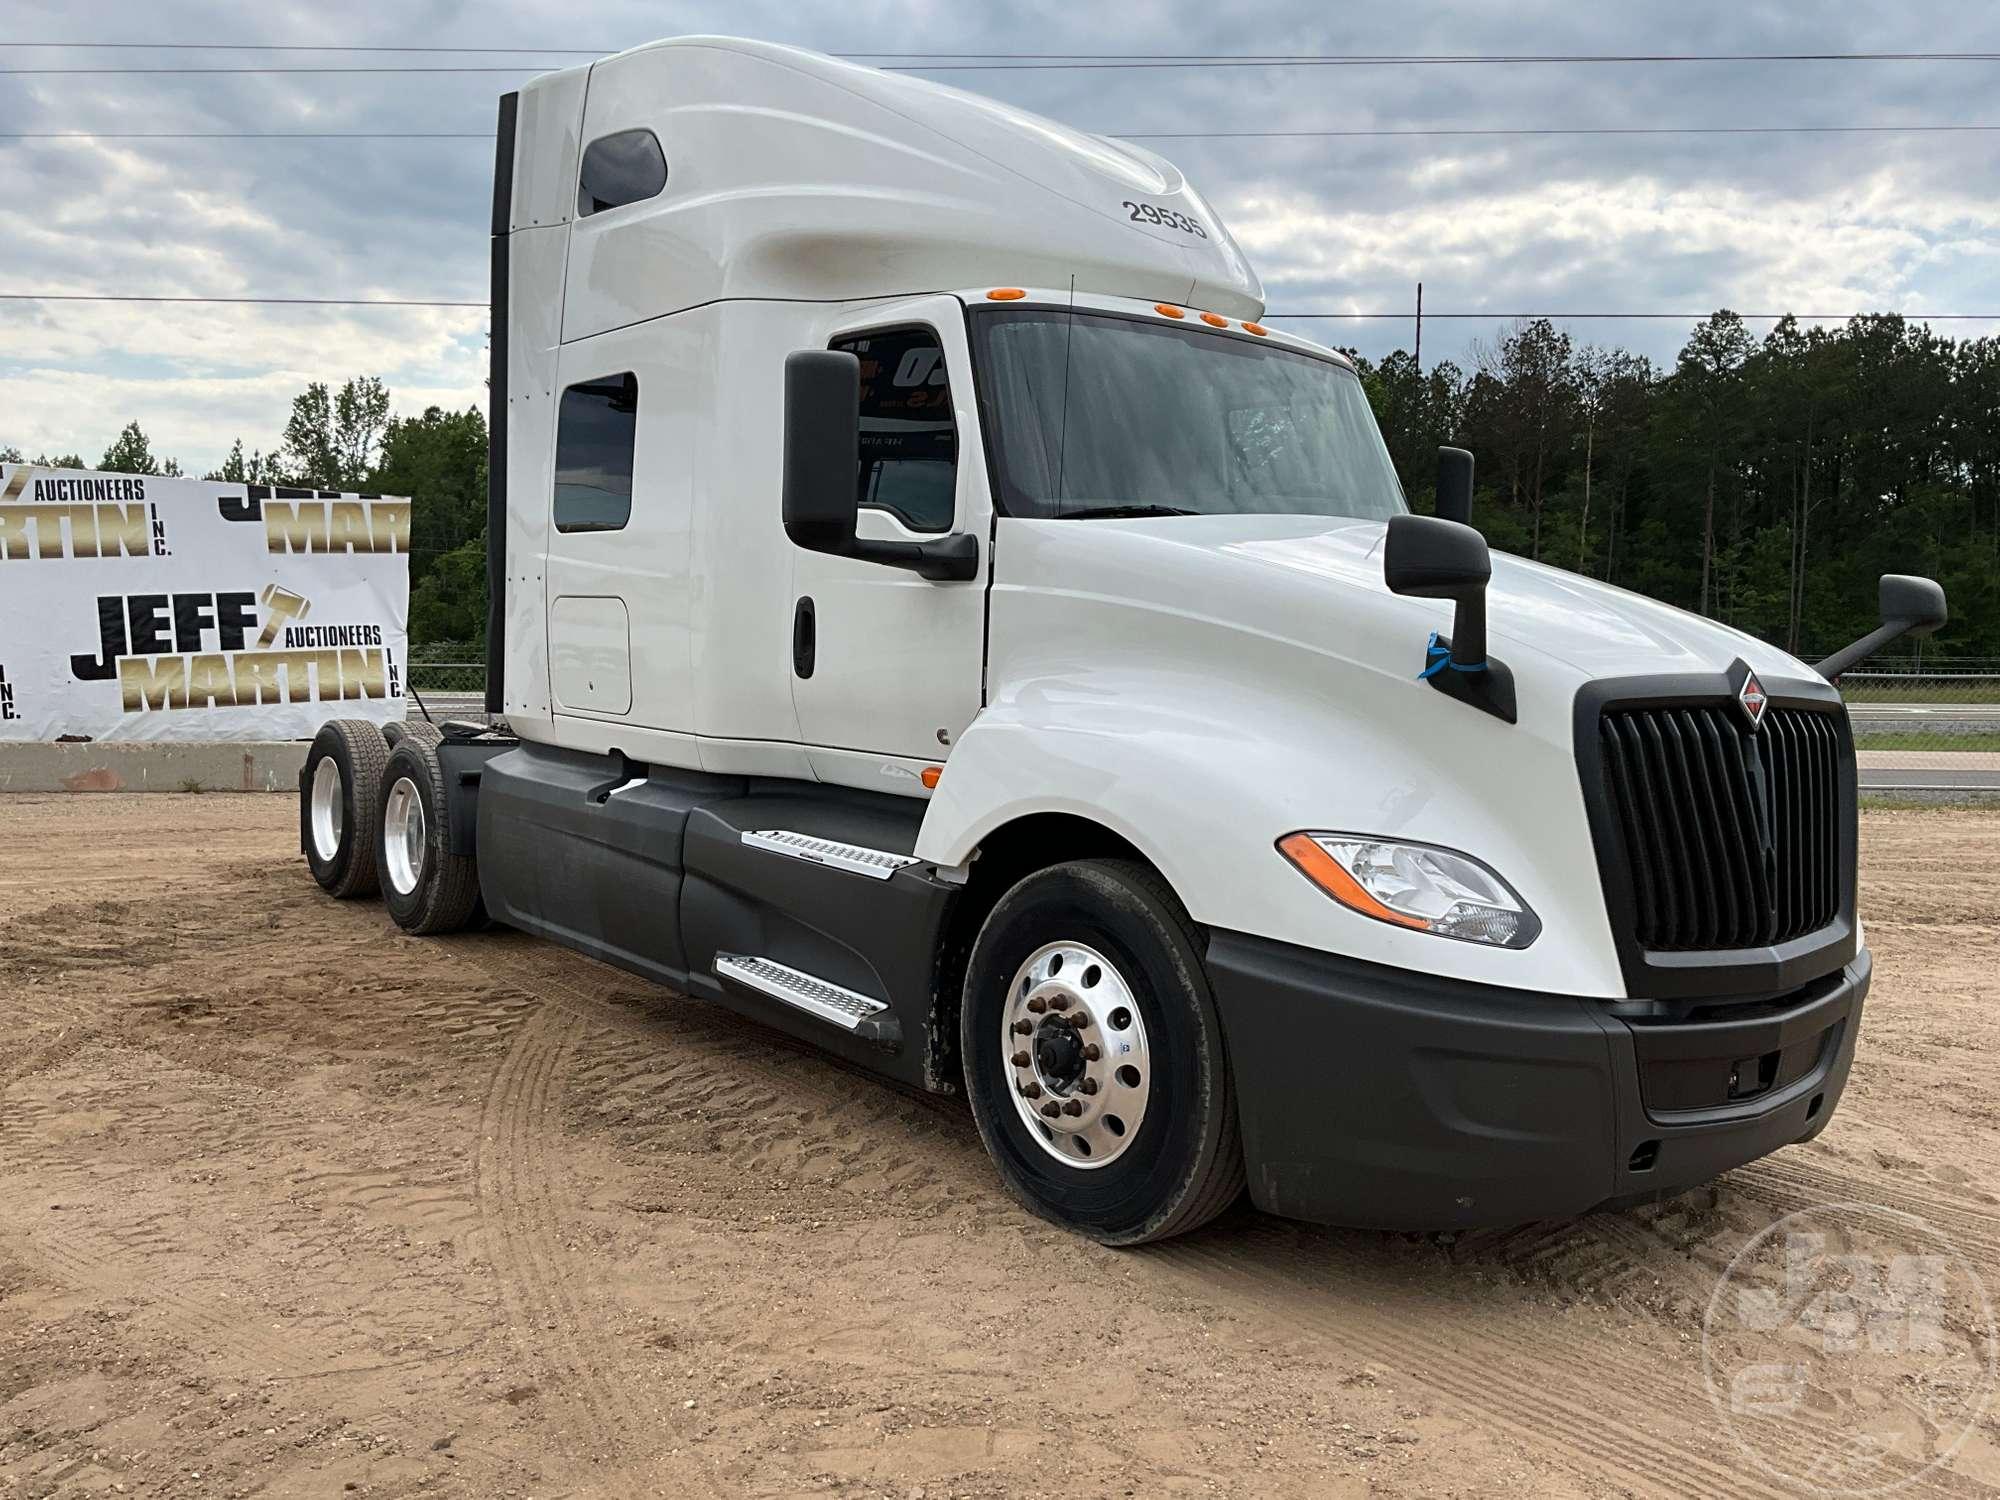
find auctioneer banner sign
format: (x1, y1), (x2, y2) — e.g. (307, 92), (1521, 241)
(0, 465), (410, 742)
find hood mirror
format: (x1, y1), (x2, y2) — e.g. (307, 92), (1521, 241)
(1385, 511), (1516, 724)
(1817, 573), (1949, 682)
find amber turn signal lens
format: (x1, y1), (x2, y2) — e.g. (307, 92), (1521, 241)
(920, 766), (943, 789)
(1199, 312), (1228, 328)
(1276, 832), (1431, 931)
(987, 288), (1027, 301)
(1153, 303), (1186, 319)
(1242, 322), (1269, 336)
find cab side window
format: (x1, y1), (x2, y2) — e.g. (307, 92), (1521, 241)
(553, 372), (638, 533)
(831, 327), (956, 534)
(577, 130), (667, 217)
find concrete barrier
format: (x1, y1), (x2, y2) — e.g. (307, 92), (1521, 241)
(0, 741), (307, 793)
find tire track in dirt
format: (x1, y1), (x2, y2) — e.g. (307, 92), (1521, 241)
(473, 999), (665, 1460)
(1154, 1223), (1812, 1500)
(1738, 1155), (2000, 1271)
(464, 941), (979, 1216)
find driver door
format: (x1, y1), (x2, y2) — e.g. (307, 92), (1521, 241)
(789, 298), (991, 780)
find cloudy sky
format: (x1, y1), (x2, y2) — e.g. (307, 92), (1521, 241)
(3, 1), (1997, 474)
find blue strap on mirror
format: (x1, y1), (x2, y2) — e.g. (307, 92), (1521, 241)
(1419, 630), (1487, 680)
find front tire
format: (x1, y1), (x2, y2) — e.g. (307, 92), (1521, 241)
(377, 737), (481, 936)
(303, 719), (389, 898)
(961, 860), (1245, 1245)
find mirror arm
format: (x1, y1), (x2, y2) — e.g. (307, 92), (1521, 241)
(1448, 593), (1487, 669)
(1816, 619), (1917, 683)
(849, 532), (980, 582)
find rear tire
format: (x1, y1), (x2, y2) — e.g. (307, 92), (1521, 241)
(960, 859), (1245, 1245)
(303, 719), (388, 899)
(377, 737), (481, 936)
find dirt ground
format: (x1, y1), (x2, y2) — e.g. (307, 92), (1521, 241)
(3, 796), (1999, 1499)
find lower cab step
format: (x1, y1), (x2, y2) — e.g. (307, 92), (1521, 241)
(714, 954), (901, 1045)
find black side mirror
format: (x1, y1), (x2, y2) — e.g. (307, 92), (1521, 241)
(1817, 573), (1950, 681)
(1384, 513), (1516, 724)
(783, 350), (862, 555)
(1435, 446), (1474, 526)
(780, 348), (979, 582)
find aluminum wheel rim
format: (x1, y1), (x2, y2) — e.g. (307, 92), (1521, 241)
(309, 757), (344, 863)
(1001, 940), (1152, 1170)
(382, 775), (427, 897)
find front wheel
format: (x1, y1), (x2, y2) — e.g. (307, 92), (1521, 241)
(960, 860), (1245, 1245)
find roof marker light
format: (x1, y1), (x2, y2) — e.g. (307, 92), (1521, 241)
(987, 288), (1027, 301)
(1199, 312), (1228, 328)
(1154, 303), (1185, 319)
(1242, 322), (1270, 336)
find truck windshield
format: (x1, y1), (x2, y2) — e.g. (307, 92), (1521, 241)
(971, 307), (1406, 522)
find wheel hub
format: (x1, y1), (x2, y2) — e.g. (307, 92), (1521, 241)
(382, 775), (427, 897)
(309, 757), (344, 862)
(1033, 1020), (1085, 1089)
(1001, 941), (1152, 1170)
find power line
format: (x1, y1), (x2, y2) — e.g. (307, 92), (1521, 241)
(4, 293), (1997, 320)
(6, 51), (2000, 76)
(6, 44), (2000, 62)
(8, 123), (2000, 141)
(0, 293), (485, 306)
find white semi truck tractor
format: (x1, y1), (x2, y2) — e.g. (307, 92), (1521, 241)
(298, 36), (1948, 1245)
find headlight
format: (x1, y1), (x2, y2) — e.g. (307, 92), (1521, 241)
(1276, 832), (1540, 949)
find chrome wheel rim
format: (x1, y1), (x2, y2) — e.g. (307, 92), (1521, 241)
(383, 776), (427, 896)
(309, 757), (344, 863)
(1001, 941), (1151, 1170)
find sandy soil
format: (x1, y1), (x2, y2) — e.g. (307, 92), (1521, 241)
(3, 795), (1998, 1499)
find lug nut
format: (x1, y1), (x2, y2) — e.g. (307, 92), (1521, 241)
(1012, 1019), (1033, 1036)
(1020, 1081), (1042, 1099)
(1069, 1012), (1090, 1028)
(1040, 1101), (1062, 1118)
(1012, 1050), (1030, 1068)
(1027, 997), (1047, 1014)
(1081, 1078), (1099, 1095)
(1083, 1043), (1101, 1061)
(1049, 995), (1070, 1011)
(1062, 1099), (1084, 1117)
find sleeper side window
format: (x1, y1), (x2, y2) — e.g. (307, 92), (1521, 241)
(553, 372), (638, 533)
(831, 327), (957, 534)
(577, 129), (667, 217)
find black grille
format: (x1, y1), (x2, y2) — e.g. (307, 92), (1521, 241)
(1598, 704), (1842, 951)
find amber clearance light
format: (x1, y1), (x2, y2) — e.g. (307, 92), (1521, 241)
(987, 288), (1027, 301)
(1153, 303), (1186, 319)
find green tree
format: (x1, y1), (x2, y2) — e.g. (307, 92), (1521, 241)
(408, 533), (490, 647)
(278, 376), (390, 487)
(100, 420), (183, 477)
(206, 437), (277, 484)
(372, 405), (488, 592)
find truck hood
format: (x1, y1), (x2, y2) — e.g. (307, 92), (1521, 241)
(1032, 513), (1810, 682)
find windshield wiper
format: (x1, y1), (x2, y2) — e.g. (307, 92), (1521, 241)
(1058, 504), (1200, 520)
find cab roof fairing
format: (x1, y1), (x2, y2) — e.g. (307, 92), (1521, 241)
(509, 36), (1265, 340)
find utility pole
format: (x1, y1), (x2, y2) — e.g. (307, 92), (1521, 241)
(1414, 282), (1423, 372)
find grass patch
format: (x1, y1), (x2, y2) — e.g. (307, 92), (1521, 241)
(1861, 793), (2000, 811)
(1841, 681), (2000, 705)
(1849, 730), (2000, 753)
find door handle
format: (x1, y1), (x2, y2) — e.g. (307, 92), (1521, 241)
(792, 596), (816, 679)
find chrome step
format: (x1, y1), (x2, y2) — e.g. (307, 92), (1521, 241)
(714, 954), (894, 1036)
(741, 829), (920, 881)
